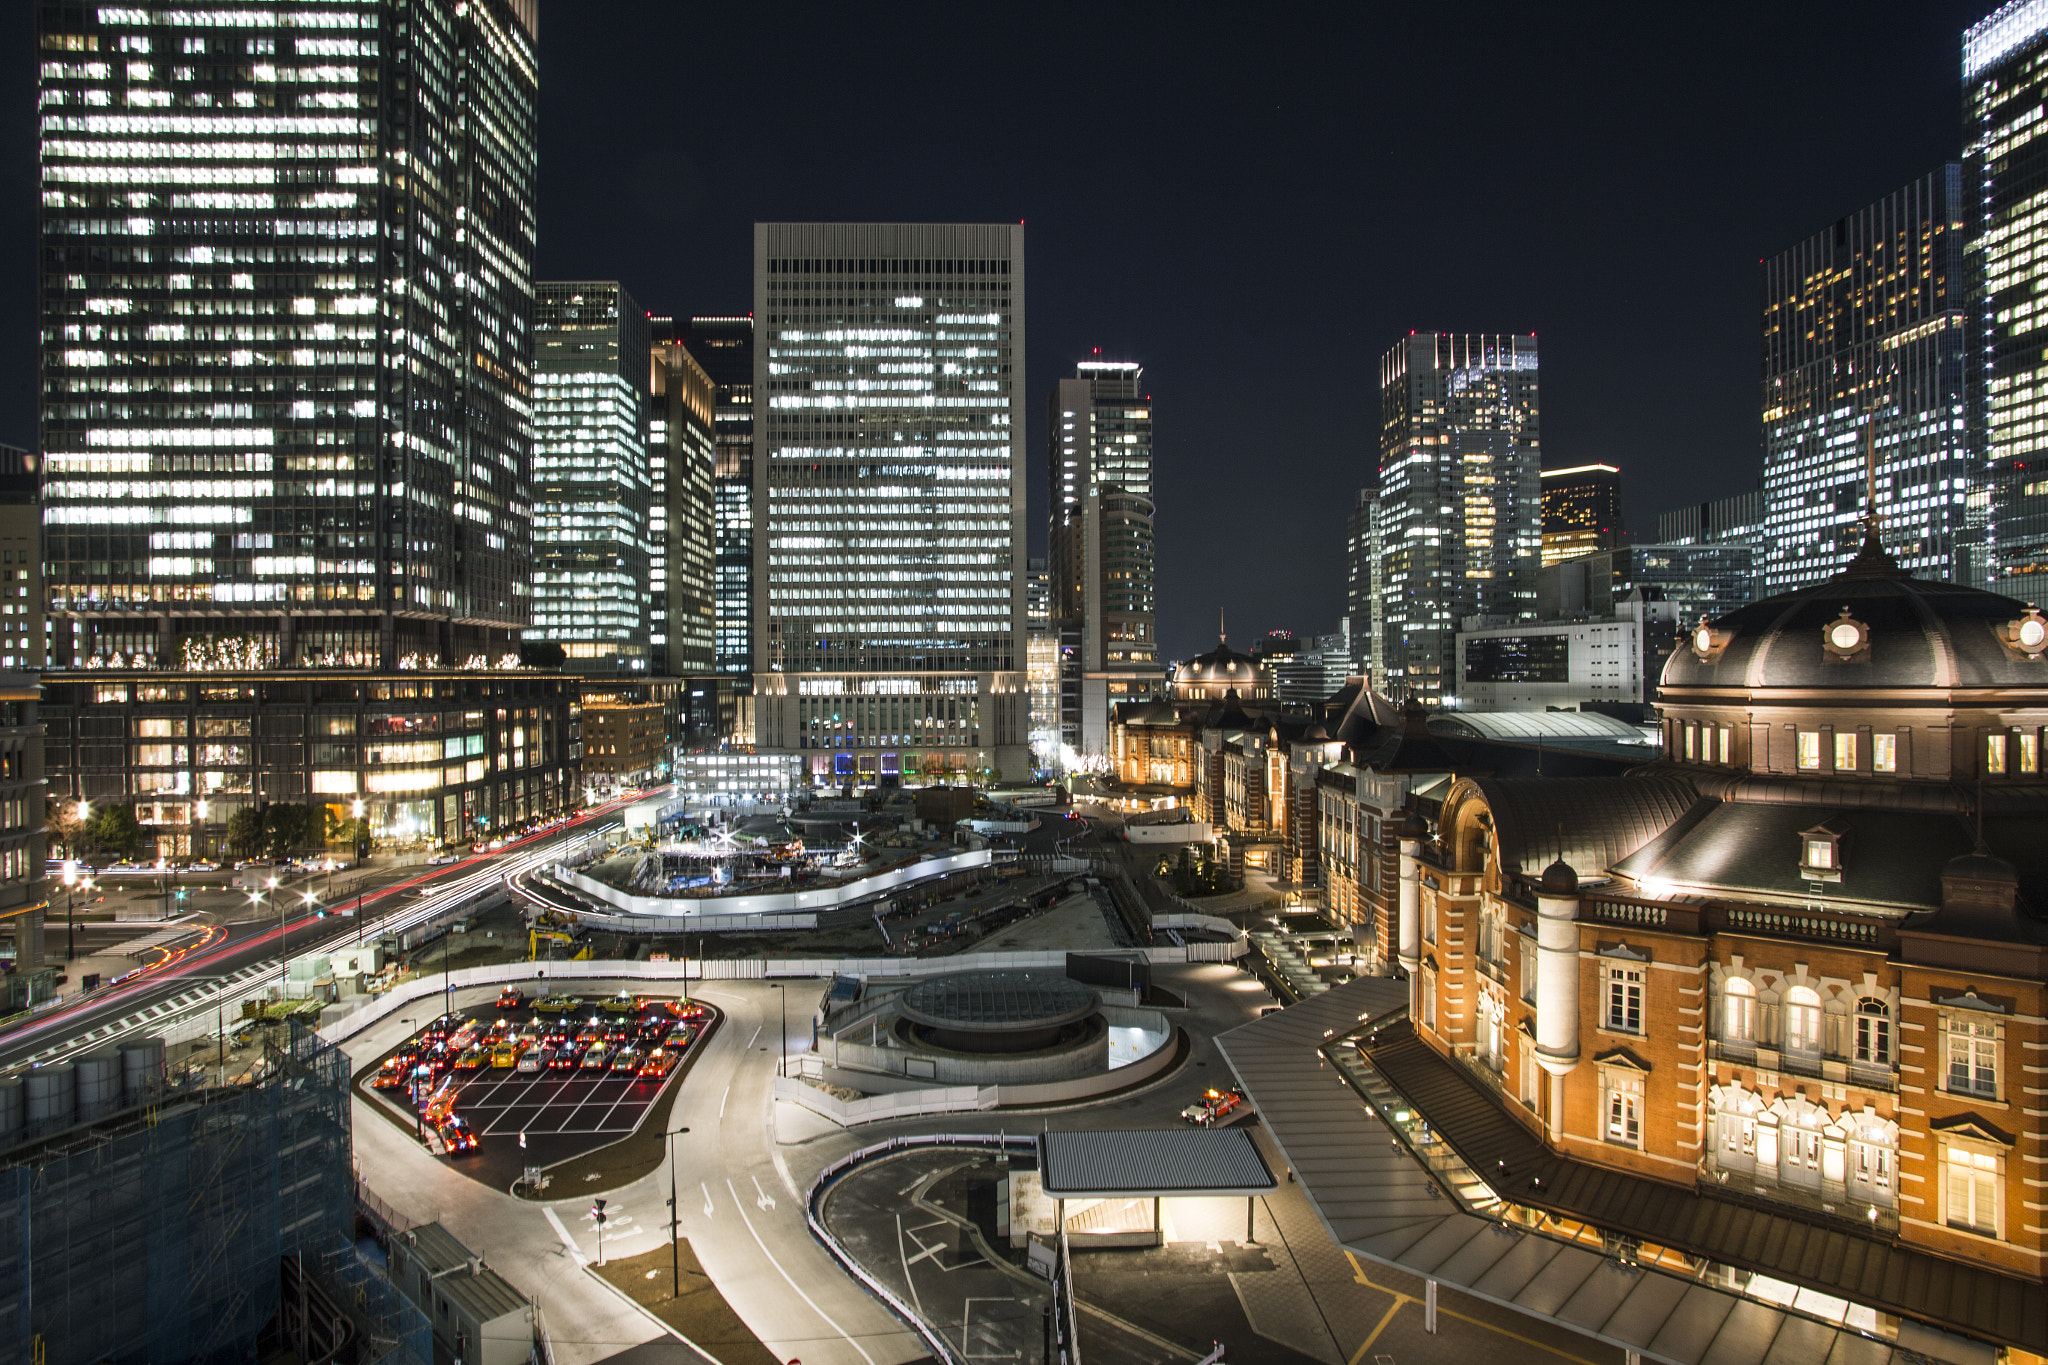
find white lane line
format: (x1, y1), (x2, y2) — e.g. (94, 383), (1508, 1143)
(719, 1084), (730, 1118)
(702, 1181), (715, 1218)
(541, 1206), (588, 1266)
(747, 1025), (762, 1047)
(726, 1177), (877, 1365)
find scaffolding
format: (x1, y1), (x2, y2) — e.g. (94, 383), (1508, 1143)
(0, 1024), (423, 1365)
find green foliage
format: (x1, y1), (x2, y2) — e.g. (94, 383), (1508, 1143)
(85, 804), (143, 858)
(519, 641), (567, 669)
(226, 806), (265, 859)
(1171, 844), (1234, 897)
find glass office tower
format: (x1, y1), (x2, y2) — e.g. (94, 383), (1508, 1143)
(1375, 333), (1541, 705)
(35, 1), (577, 851)
(1969, 2), (2048, 592)
(1047, 360), (1159, 759)
(530, 282), (651, 673)
(651, 339), (716, 679)
(1760, 166), (1972, 591)
(1539, 463), (1624, 567)
(677, 317), (757, 688)
(752, 223), (1027, 784)
(1344, 486), (1374, 681)
(39, 0), (540, 670)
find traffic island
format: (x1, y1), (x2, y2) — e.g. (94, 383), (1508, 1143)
(590, 1237), (780, 1365)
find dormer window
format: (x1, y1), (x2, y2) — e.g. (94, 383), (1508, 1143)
(1799, 818), (1847, 882)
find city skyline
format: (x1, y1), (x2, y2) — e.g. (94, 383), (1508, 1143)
(1, 2), (2000, 664)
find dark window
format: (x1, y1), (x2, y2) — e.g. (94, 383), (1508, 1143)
(1463, 635), (1571, 684)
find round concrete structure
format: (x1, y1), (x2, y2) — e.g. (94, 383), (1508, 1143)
(897, 970), (1100, 1054)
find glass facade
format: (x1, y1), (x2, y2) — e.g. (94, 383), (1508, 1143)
(1969, 2), (2048, 593)
(1539, 463), (1624, 567)
(1345, 486), (1373, 679)
(651, 339), (716, 677)
(677, 317), (757, 687)
(1761, 166), (1973, 591)
(751, 223), (1028, 780)
(38, 0), (540, 670)
(530, 282), (651, 672)
(1375, 334), (1541, 705)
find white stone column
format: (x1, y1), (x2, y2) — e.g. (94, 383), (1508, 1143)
(1535, 862), (1581, 1079)
(1397, 820), (1423, 977)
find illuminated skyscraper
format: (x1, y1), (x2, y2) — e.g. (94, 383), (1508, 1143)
(1374, 333), (1541, 705)
(676, 316), (757, 687)
(39, 0), (540, 670)
(1968, 3), (2048, 592)
(530, 282), (651, 673)
(1047, 359), (1159, 757)
(752, 223), (1027, 784)
(1760, 167), (1972, 591)
(1344, 486), (1373, 680)
(651, 338), (716, 678)
(34, 1), (579, 852)
(1539, 463), (1624, 567)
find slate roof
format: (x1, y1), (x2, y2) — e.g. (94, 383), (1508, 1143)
(1215, 979), (1921, 1365)
(1662, 556), (2042, 692)
(1356, 1019), (2047, 1357)
(1469, 774), (1701, 879)
(1036, 1127), (1275, 1198)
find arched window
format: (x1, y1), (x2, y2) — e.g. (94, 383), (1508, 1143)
(1723, 976), (1756, 1043)
(1854, 998), (1891, 1067)
(1784, 986), (1822, 1057)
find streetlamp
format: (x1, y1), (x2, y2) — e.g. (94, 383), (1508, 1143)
(61, 860), (77, 961)
(768, 982), (788, 1078)
(666, 1122), (690, 1295)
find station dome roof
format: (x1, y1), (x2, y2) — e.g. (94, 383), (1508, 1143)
(1174, 638), (1270, 687)
(1661, 529), (2048, 692)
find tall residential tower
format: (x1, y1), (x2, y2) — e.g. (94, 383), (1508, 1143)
(1374, 333), (1541, 705)
(752, 224), (1027, 783)
(1047, 360), (1159, 758)
(1760, 167), (1972, 591)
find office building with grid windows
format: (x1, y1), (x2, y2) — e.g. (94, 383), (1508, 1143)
(1374, 334), (1541, 705)
(675, 317), (757, 690)
(1760, 167), (1974, 592)
(649, 334), (717, 681)
(1539, 462), (1624, 567)
(1048, 360), (1160, 759)
(530, 282), (651, 674)
(34, 1), (577, 849)
(1969, 2), (2048, 594)
(752, 223), (1027, 785)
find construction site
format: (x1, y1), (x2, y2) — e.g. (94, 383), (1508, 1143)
(0, 1025), (433, 1365)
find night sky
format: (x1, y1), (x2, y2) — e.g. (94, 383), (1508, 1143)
(0, 2), (1997, 664)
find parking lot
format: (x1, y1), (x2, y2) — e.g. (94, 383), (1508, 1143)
(361, 990), (717, 1188)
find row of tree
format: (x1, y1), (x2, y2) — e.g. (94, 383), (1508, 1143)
(46, 800), (368, 862)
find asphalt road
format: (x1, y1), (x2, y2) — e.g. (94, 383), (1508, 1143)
(0, 799), (640, 1071)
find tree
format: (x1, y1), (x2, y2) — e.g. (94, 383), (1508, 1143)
(86, 804), (143, 859)
(45, 798), (84, 860)
(261, 803), (322, 859)
(519, 641), (566, 669)
(226, 806), (265, 859)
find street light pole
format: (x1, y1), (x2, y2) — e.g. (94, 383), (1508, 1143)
(769, 982), (787, 1078)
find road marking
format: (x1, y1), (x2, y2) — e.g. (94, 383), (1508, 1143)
(728, 1177), (877, 1365)
(895, 1214), (927, 1320)
(747, 1026), (762, 1047)
(751, 1175), (776, 1211)
(1344, 1252), (1602, 1365)
(702, 1181), (715, 1218)
(542, 1206), (588, 1266)
(719, 1083), (730, 1118)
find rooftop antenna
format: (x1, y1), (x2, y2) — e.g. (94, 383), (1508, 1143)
(1219, 605), (1226, 645)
